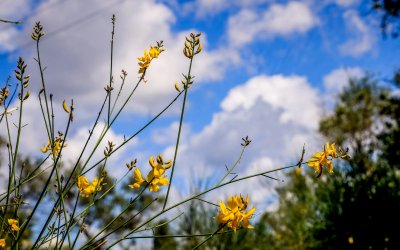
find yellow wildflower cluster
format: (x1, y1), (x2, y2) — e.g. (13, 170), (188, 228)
(0, 239), (5, 248)
(8, 219), (19, 231)
(138, 41), (164, 74)
(214, 194), (256, 232)
(307, 141), (351, 177)
(183, 33), (202, 59)
(128, 154), (172, 192)
(40, 133), (66, 157)
(77, 176), (104, 198)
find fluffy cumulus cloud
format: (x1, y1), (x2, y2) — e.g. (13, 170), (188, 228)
(322, 66), (365, 109)
(0, 0), (241, 187)
(339, 10), (376, 56)
(0, 0), (237, 118)
(228, 1), (318, 47)
(162, 74), (323, 209)
(323, 66), (364, 93)
(221, 75), (321, 129)
(0, 92), (136, 183)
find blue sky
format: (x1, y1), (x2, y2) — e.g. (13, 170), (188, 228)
(1, 0), (399, 209)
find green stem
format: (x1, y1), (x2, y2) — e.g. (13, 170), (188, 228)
(107, 15), (115, 125)
(126, 230), (234, 239)
(214, 145), (246, 187)
(163, 58), (194, 210)
(192, 225), (224, 250)
(82, 90), (183, 175)
(21, 112), (72, 249)
(105, 162), (301, 249)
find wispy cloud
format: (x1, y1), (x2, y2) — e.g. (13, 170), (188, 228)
(339, 10), (376, 57)
(227, 1), (318, 47)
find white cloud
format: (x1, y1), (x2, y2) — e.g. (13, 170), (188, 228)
(183, 0), (228, 17)
(0, 94), (136, 180)
(181, 0), (268, 18)
(0, 0), (31, 20)
(323, 67), (364, 94)
(322, 67), (365, 109)
(162, 74), (323, 210)
(228, 1), (318, 47)
(221, 75), (321, 129)
(0, 0), (237, 118)
(151, 121), (191, 145)
(339, 10), (375, 56)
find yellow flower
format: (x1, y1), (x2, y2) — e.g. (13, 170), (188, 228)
(128, 168), (145, 189)
(308, 151), (333, 176)
(145, 154), (172, 192)
(137, 43), (163, 74)
(307, 141), (351, 177)
(147, 175), (169, 192)
(214, 194), (256, 232)
(77, 176), (103, 197)
(0, 238), (5, 248)
(325, 141), (337, 158)
(40, 135), (66, 157)
(128, 154), (172, 192)
(8, 218), (20, 231)
(148, 154), (172, 177)
(149, 46), (160, 58)
(138, 49), (152, 74)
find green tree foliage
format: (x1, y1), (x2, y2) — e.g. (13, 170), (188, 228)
(314, 73), (400, 249)
(371, 0), (400, 38)
(152, 220), (177, 250)
(258, 73), (400, 249)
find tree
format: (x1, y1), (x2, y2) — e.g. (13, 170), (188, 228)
(251, 73), (400, 249)
(371, 0), (400, 38)
(314, 73), (400, 249)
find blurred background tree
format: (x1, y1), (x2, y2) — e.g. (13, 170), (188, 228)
(170, 71), (400, 249)
(371, 0), (400, 37)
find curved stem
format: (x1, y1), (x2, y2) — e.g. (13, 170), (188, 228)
(105, 162), (304, 249)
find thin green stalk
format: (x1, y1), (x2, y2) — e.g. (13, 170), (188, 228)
(37, 92), (51, 143)
(0, 162), (51, 201)
(192, 225), (224, 250)
(134, 212), (184, 234)
(79, 76), (144, 175)
(2, 62), (26, 235)
(81, 197), (157, 250)
(34, 94), (109, 245)
(0, 18), (22, 24)
(18, 111), (73, 248)
(214, 145), (246, 187)
(105, 162), (302, 249)
(109, 71), (127, 116)
(0, 78), (17, 124)
(107, 15), (115, 125)
(162, 81), (189, 210)
(1, 135), (13, 233)
(59, 168), (132, 248)
(82, 90), (183, 175)
(163, 37), (198, 210)
(58, 189), (80, 249)
(36, 81), (181, 248)
(80, 179), (151, 249)
(125, 230), (234, 239)
(36, 37), (52, 139)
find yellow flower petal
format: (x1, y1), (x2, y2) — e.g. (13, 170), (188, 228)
(0, 238), (5, 247)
